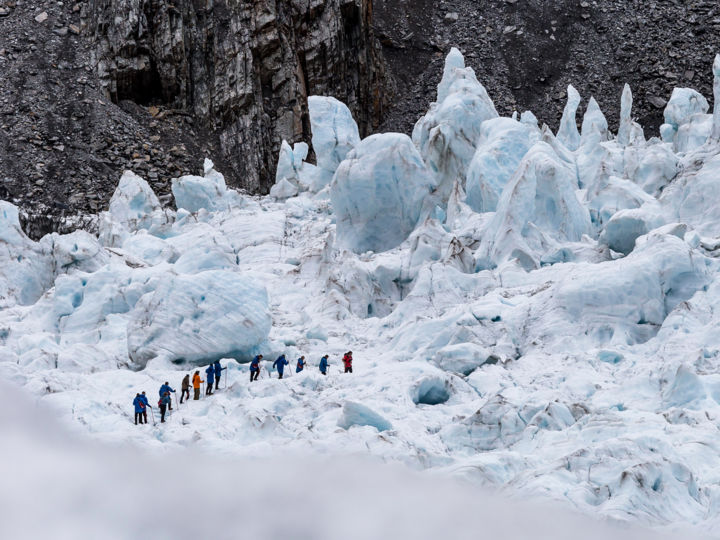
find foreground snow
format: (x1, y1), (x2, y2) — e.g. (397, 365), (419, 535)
(2, 48), (720, 536)
(0, 386), (699, 540)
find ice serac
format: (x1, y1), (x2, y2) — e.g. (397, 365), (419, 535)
(465, 117), (535, 213)
(618, 84), (633, 147)
(412, 48), (498, 202)
(556, 85), (581, 151)
(475, 142), (592, 270)
(330, 133), (438, 254)
(712, 54), (720, 140)
(0, 201), (53, 307)
(660, 88), (711, 151)
(172, 159), (243, 213)
(309, 96), (361, 185)
(127, 270), (271, 367)
(580, 97), (609, 146)
(98, 171), (172, 247)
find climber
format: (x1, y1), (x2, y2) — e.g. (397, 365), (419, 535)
(250, 354), (262, 382)
(159, 382), (176, 410)
(296, 356), (306, 373)
(205, 364), (215, 395)
(133, 393), (145, 425)
(319, 355), (329, 376)
(180, 374), (190, 403)
(213, 360), (226, 390)
(273, 354), (289, 379)
(139, 391), (150, 424)
(158, 391), (171, 423)
(343, 351), (353, 374)
(192, 371), (204, 400)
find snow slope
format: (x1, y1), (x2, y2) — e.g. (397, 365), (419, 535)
(3, 49), (720, 536)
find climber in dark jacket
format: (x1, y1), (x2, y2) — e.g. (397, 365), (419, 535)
(296, 356), (306, 373)
(250, 355), (262, 382)
(273, 354), (289, 379)
(205, 365), (215, 395)
(180, 374), (190, 403)
(213, 360), (226, 390)
(133, 393), (145, 425)
(159, 392), (171, 423)
(159, 382), (175, 410)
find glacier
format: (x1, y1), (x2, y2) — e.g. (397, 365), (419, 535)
(3, 48), (720, 537)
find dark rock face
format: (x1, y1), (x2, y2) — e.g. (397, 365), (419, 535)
(374, 0), (720, 135)
(87, 0), (391, 194)
(0, 0), (390, 238)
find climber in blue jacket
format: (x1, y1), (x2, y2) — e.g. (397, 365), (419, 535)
(250, 355), (262, 382)
(133, 393), (145, 425)
(296, 356), (306, 373)
(273, 354), (289, 379)
(159, 382), (176, 410)
(139, 391), (151, 424)
(205, 365), (215, 395)
(319, 355), (329, 375)
(213, 360), (226, 390)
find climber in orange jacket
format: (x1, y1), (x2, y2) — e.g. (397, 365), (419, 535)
(192, 370), (204, 400)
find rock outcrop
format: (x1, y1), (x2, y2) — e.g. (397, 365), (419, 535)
(87, 0), (391, 193)
(0, 0), (390, 238)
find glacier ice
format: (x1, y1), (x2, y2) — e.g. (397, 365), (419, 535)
(98, 170), (172, 247)
(309, 96), (361, 178)
(4, 47), (720, 537)
(337, 401), (393, 432)
(475, 141), (592, 270)
(556, 85), (581, 151)
(412, 47), (498, 201)
(0, 201), (53, 307)
(330, 133), (438, 253)
(580, 97), (609, 147)
(127, 269), (271, 367)
(713, 54), (720, 140)
(465, 117), (535, 213)
(172, 158), (244, 213)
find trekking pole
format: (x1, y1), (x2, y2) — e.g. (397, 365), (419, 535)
(149, 406), (156, 426)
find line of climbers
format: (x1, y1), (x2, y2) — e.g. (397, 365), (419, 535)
(250, 351), (353, 380)
(132, 353), (354, 426)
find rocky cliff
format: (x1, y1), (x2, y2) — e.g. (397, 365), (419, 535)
(0, 0), (390, 237)
(88, 0), (390, 192)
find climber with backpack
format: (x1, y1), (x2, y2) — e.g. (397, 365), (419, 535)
(250, 355), (262, 382)
(133, 393), (145, 425)
(343, 351), (353, 374)
(273, 354), (289, 379)
(205, 364), (215, 395)
(296, 356), (306, 373)
(158, 392), (171, 423)
(139, 391), (151, 423)
(159, 382), (176, 410)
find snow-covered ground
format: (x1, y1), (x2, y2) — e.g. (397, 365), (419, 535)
(3, 49), (720, 536)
